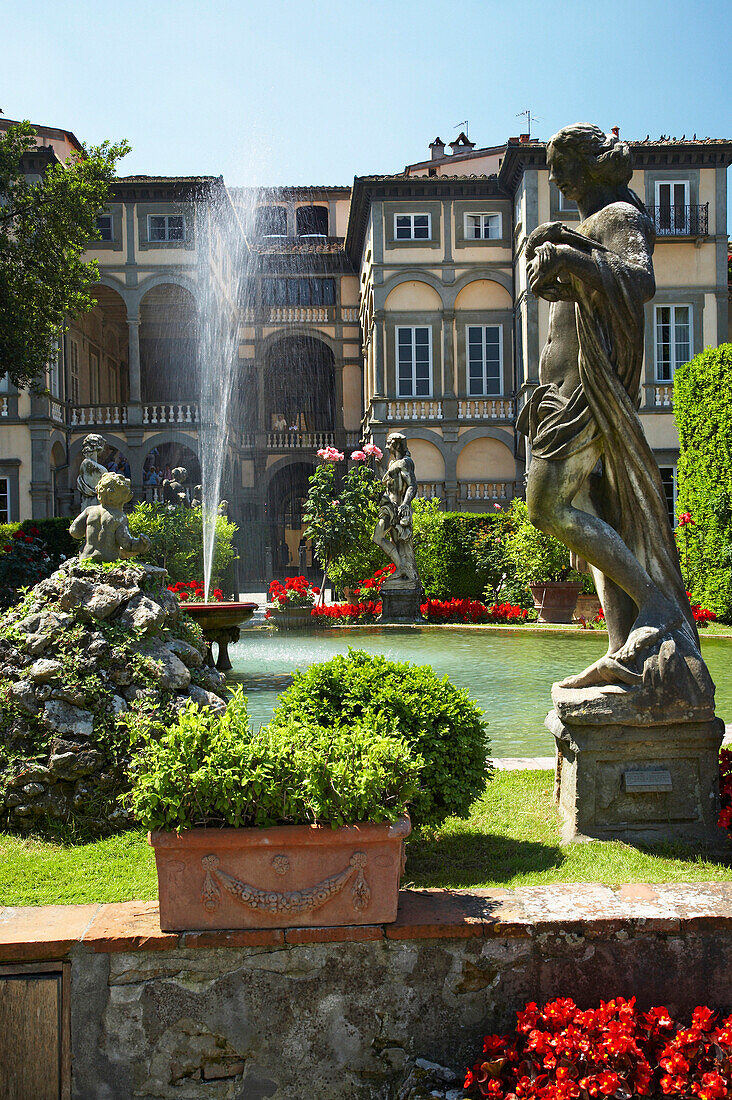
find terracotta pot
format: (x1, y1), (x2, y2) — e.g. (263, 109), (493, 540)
(150, 816), (411, 931)
(574, 593), (601, 621)
(528, 581), (583, 624)
(269, 606), (314, 629)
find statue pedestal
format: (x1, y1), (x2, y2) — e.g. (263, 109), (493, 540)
(379, 579), (423, 623)
(547, 705), (725, 847)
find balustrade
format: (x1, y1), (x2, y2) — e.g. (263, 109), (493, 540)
(70, 405), (128, 427)
(386, 399), (443, 421)
(458, 398), (514, 420)
(142, 403), (199, 425)
(653, 385), (673, 408)
(0, 397), (8, 417)
(418, 481), (444, 499)
(459, 481), (517, 501)
(651, 205), (708, 237)
(269, 306), (333, 323)
(266, 430), (336, 450)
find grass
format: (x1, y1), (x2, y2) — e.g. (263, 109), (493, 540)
(1, 771), (730, 907)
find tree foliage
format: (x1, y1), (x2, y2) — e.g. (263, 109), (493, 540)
(0, 121), (130, 388)
(674, 344), (732, 621)
(303, 458), (383, 589)
(127, 502), (236, 592)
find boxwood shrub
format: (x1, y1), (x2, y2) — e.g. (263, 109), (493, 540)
(271, 649), (491, 827)
(128, 688), (423, 831)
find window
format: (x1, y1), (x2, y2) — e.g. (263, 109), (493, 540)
(96, 214), (113, 241)
(659, 466), (677, 527)
(49, 341), (60, 397)
(396, 327), (432, 396)
(467, 325), (502, 396)
(655, 180), (690, 234)
(255, 206), (287, 237)
(558, 190), (577, 212)
(261, 278), (335, 307)
(394, 213), (431, 240)
(655, 305), (691, 381)
(89, 349), (100, 404)
(70, 342), (80, 406)
(464, 213), (501, 240)
(147, 214), (185, 242)
(0, 477), (8, 523)
(296, 205), (328, 237)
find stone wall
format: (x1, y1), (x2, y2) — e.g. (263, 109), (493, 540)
(3, 884), (732, 1099)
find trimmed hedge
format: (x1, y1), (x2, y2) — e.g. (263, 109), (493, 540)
(674, 344), (732, 621)
(413, 500), (506, 600)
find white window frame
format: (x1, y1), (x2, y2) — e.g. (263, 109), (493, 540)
(0, 476), (9, 523)
(464, 212), (502, 240)
(654, 304), (692, 381)
(96, 214), (113, 241)
(655, 180), (690, 235)
(393, 213), (431, 241)
(466, 324), (503, 397)
(558, 190), (578, 212)
(147, 214), (186, 243)
(396, 326), (433, 398)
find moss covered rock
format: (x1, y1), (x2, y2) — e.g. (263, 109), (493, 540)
(0, 558), (228, 835)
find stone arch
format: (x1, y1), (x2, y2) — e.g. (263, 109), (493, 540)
(404, 437), (445, 482)
(377, 269), (446, 308)
(454, 278), (513, 311)
(385, 280), (443, 311)
(264, 459), (317, 569)
(133, 271), (199, 311)
(456, 436), (516, 481)
(447, 267), (513, 306)
(139, 283), (198, 402)
(262, 334), (336, 432)
(258, 326), (337, 357)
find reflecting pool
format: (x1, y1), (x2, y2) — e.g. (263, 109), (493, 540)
(228, 627), (732, 758)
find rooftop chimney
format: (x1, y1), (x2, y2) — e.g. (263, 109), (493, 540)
(519, 133), (530, 144)
(611, 126), (620, 138)
(449, 132), (476, 155)
(429, 136), (445, 161)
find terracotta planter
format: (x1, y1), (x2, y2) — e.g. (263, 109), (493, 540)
(528, 581), (583, 624)
(268, 605), (315, 629)
(150, 816), (411, 931)
(574, 593), (601, 622)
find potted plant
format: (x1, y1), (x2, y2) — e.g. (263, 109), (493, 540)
(505, 500), (582, 623)
(128, 690), (421, 931)
(266, 576), (320, 629)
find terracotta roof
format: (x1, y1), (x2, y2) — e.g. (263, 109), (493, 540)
(352, 172), (498, 183)
(230, 185), (351, 197)
(117, 174), (220, 184)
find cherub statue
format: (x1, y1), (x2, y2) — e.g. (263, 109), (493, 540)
(373, 432), (419, 583)
(162, 467), (189, 507)
(76, 434), (108, 512)
(69, 473), (151, 563)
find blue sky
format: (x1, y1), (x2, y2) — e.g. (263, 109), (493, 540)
(4, 0), (731, 207)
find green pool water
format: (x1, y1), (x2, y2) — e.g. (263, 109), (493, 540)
(228, 627), (732, 758)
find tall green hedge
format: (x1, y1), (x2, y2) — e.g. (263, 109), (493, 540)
(674, 343), (732, 621)
(413, 499), (505, 599)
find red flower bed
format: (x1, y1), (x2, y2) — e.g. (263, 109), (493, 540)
(465, 996), (732, 1100)
(268, 576), (320, 609)
(421, 598), (528, 624)
(311, 600), (382, 623)
(168, 581), (223, 603)
(355, 563), (396, 597)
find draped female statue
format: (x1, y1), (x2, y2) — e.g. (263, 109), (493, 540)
(519, 124), (713, 712)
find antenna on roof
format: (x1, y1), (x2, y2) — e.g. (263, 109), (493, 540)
(454, 120), (469, 140)
(516, 109), (541, 139)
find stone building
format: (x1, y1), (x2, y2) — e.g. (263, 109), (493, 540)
(1, 119), (730, 578)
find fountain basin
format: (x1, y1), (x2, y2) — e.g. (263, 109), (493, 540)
(184, 601), (258, 671)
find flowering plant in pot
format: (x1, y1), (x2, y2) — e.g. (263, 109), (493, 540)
(128, 690), (421, 931)
(266, 576), (320, 628)
(168, 580), (224, 603)
(505, 500), (582, 624)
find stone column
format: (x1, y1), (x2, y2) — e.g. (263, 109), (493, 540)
(373, 312), (385, 398)
(442, 310), (455, 396)
(127, 317), (142, 404)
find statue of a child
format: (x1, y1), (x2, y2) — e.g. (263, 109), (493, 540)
(76, 434), (108, 512)
(69, 472), (151, 563)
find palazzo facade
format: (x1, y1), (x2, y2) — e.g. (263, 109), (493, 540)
(0, 120), (730, 578)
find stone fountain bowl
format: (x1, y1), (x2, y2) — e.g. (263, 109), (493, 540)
(183, 601), (258, 671)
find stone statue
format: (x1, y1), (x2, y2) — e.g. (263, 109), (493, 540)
(69, 472), (151, 564)
(373, 433), (422, 621)
(518, 123), (721, 843)
(373, 433), (419, 582)
(162, 467), (189, 507)
(76, 434), (108, 512)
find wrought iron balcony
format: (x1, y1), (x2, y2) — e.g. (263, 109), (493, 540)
(651, 204), (708, 238)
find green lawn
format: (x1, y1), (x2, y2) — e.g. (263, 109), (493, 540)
(2, 771), (730, 907)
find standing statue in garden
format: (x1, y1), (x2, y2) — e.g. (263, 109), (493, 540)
(76, 434), (108, 513)
(373, 432), (419, 583)
(373, 433), (422, 621)
(69, 472), (151, 563)
(518, 123), (720, 844)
